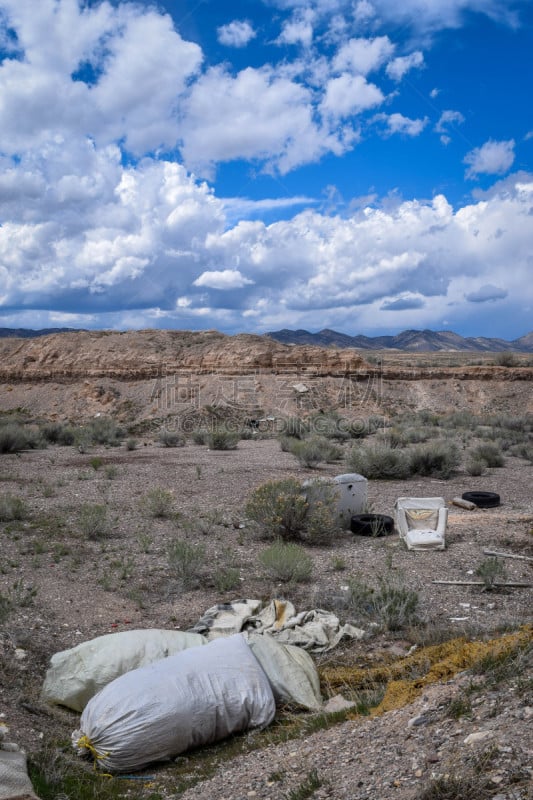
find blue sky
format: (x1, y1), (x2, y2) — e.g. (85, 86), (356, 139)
(0, 0), (532, 339)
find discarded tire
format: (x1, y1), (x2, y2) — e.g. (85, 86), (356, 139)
(350, 513), (395, 536)
(461, 491), (500, 508)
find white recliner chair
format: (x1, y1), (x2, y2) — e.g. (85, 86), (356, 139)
(394, 497), (448, 551)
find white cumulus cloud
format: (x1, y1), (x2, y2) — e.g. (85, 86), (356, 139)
(321, 74), (384, 118)
(217, 20), (256, 47)
(193, 269), (255, 290)
(464, 139), (515, 179)
(375, 113), (428, 137)
(333, 36), (394, 75)
(386, 51), (424, 81)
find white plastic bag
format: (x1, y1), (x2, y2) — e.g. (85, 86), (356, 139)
(73, 634), (276, 773)
(42, 629), (206, 711)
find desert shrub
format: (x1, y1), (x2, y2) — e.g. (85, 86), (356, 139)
(78, 503), (111, 540)
(280, 416), (308, 439)
(346, 443), (411, 480)
(125, 437), (138, 451)
(286, 436), (334, 468)
(207, 427), (239, 450)
(469, 442), (505, 468)
(0, 493), (28, 521)
(0, 581), (37, 620)
(475, 557), (506, 590)
(348, 415), (386, 439)
(190, 508), (224, 536)
(438, 410), (482, 433)
(246, 478), (308, 539)
(343, 574), (419, 631)
(158, 428), (185, 447)
(493, 351), (517, 367)
(140, 487), (175, 518)
(416, 748), (499, 800)
(85, 417), (124, 446)
(167, 539), (205, 589)
(372, 576), (420, 631)
(383, 424), (440, 447)
(246, 477), (338, 544)
(259, 540), (313, 583)
(192, 428), (208, 445)
(498, 414), (532, 433)
(408, 440), (460, 479)
(465, 459), (486, 476)
(303, 495), (340, 545)
(285, 770), (322, 800)
(40, 422), (76, 445)
(90, 456), (103, 471)
(310, 413), (351, 441)
(0, 422), (44, 454)
(279, 435), (293, 452)
(212, 566), (241, 593)
(411, 409), (441, 427)
(509, 443), (533, 464)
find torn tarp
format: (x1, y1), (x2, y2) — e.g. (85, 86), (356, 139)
(189, 599), (365, 651)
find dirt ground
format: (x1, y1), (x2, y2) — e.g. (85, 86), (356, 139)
(0, 430), (532, 798)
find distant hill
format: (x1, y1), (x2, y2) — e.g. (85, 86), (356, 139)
(0, 327), (82, 338)
(266, 328), (533, 352)
(2, 326), (532, 353)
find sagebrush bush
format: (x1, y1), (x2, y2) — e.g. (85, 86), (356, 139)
(344, 574), (420, 631)
(0, 423), (44, 454)
(309, 413), (351, 441)
(40, 422), (76, 446)
(158, 428), (185, 447)
(279, 416), (308, 439)
(167, 539), (205, 589)
(207, 427), (239, 450)
(285, 436), (341, 468)
(259, 540), (313, 583)
(509, 443), (533, 464)
(493, 351), (517, 367)
(78, 503), (111, 540)
(409, 440), (460, 479)
(213, 566), (241, 593)
(469, 442), (505, 468)
(475, 557), (506, 590)
(192, 428), (208, 445)
(0, 493), (28, 521)
(245, 477), (338, 544)
(140, 487), (175, 518)
(86, 417), (124, 446)
(346, 443), (411, 480)
(465, 459), (486, 476)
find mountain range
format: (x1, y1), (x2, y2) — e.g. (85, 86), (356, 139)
(266, 328), (533, 352)
(0, 326), (532, 352)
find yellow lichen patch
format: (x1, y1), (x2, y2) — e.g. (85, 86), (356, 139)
(319, 626), (532, 718)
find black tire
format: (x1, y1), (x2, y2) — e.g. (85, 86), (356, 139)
(461, 491), (500, 508)
(350, 513), (395, 537)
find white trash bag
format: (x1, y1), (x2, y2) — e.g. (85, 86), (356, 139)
(72, 634), (276, 773)
(42, 629), (206, 711)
